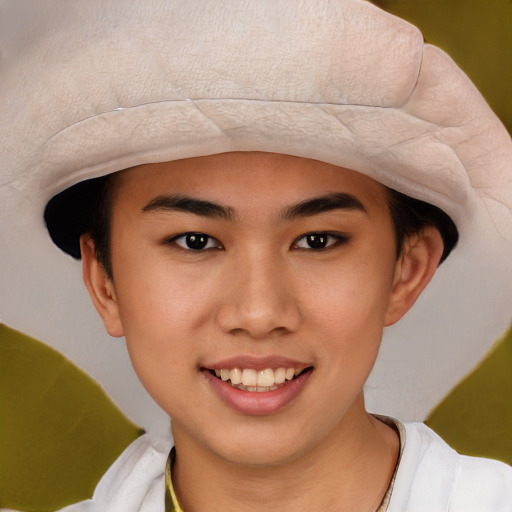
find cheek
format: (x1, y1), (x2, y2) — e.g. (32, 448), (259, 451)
(110, 251), (230, 409)
(302, 249), (396, 370)
(111, 263), (193, 381)
(113, 248), (216, 334)
(305, 254), (394, 329)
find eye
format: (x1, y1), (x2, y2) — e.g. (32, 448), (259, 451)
(171, 232), (222, 250)
(293, 232), (348, 250)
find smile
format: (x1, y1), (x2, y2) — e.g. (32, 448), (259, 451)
(204, 362), (314, 414)
(212, 367), (305, 392)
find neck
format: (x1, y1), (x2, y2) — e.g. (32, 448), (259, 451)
(171, 396), (399, 512)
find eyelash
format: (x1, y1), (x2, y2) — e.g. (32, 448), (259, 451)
(167, 232), (223, 251)
(292, 232), (349, 250)
(166, 231), (349, 251)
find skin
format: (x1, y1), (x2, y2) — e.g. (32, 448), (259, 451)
(81, 152), (443, 511)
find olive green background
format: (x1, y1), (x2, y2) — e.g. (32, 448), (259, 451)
(0, 325), (144, 511)
(426, 324), (512, 465)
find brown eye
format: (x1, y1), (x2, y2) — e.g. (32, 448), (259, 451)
(307, 234), (328, 249)
(173, 232), (221, 250)
(294, 232), (348, 250)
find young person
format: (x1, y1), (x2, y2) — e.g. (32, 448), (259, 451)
(1, 0), (511, 510)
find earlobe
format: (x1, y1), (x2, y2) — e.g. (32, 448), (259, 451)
(80, 235), (124, 337)
(385, 227), (444, 327)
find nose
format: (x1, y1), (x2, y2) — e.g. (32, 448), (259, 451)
(216, 254), (302, 339)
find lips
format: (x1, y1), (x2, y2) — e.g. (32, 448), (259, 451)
(202, 358), (313, 415)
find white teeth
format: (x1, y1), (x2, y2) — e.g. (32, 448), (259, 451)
(213, 366), (307, 391)
(229, 368), (242, 385)
(242, 368), (258, 386)
(257, 368), (275, 387)
(274, 367), (286, 384)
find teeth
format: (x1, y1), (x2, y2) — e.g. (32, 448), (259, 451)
(230, 368), (242, 385)
(257, 368), (275, 387)
(274, 367), (286, 384)
(213, 366), (305, 391)
(242, 369), (257, 386)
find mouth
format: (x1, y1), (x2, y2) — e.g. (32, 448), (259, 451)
(203, 361), (314, 414)
(208, 366), (313, 392)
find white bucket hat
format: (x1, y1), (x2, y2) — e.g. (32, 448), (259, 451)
(1, 0), (511, 432)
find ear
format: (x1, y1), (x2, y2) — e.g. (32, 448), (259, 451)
(80, 235), (124, 337)
(385, 227), (444, 327)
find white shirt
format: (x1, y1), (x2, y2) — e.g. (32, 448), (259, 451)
(58, 421), (512, 512)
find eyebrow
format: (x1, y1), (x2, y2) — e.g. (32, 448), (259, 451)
(142, 195), (234, 220)
(282, 193), (366, 220)
(141, 192), (366, 222)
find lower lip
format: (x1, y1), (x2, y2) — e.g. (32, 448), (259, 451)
(203, 369), (313, 415)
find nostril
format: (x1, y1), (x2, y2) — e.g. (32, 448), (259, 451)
(272, 326), (293, 336)
(228, 327), (248, 337)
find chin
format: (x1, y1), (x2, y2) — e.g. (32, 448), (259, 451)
(205, 426), (312, 469)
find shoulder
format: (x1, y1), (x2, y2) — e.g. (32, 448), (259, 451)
(388, 421), (512, 512)
(451, 450), (512, 511)
(57, 432), (173, 512)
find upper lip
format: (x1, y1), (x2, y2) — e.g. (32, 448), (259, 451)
(204, 355), (312, 372)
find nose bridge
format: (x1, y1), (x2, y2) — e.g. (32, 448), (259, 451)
(217, 247), (301, 338)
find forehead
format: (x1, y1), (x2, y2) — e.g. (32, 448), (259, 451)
(111, 152), (390, 214)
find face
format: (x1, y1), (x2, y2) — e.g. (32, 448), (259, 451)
(89, 152), (407, 467)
